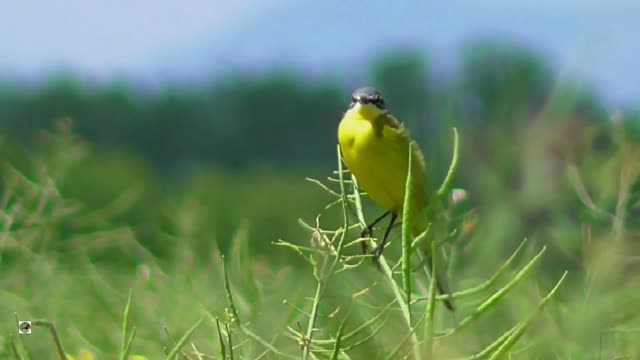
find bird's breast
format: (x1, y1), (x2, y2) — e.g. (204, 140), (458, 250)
(338, 117), (376, 155)
(338, 118), (377, 179)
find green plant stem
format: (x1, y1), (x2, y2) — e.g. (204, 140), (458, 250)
(437, 127), (459, 199)
(120, 289), (133, 360)
(302, 146), (351, 360)
(165, 315), (206, 360)
(443, 246), (547, 337)
(423, 242), (438, 358)
(351, 173), (421, 359)
(488, 271), (568, 359)
(411, 238), (529, 303)
(32, 320), (66, 360)
(222, 256), (240, 324)
(402, 144), (414, 308)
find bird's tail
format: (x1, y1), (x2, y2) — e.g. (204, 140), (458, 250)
(413, 205), (455, 311)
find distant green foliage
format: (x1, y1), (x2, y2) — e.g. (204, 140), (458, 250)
(1, 120), (638, 358)
(0, 40), (631, 177)
(0, 71), (345, 172)
(0, 39), (638, 358)
(0, 40), (636, 266)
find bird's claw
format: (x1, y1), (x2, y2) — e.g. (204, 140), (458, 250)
(360, 227), (373, 254)
(360, 241), (369, 254)
(372, 245), (384, 270)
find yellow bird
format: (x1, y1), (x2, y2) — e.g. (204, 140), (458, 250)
(338, 86), (454, 311)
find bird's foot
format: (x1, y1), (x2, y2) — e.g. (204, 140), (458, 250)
(372, 245), (384, 271)
(359, 227), (373, 254)
(360, 240), (369, 254)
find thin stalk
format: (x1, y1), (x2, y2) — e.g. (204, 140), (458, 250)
(32, 320), (66, 360)
(351, 171), (421, 357)
(401, 143), (420, 359)
(423, 242), (438, 358)
(488, 271), (568, 359)
(402, 143), (414, 310)
(165, 316), (206, 360)
(443, 246), (547, 337)
(436, 128), (459, 199)
(302, 146), (351, 360)
(119, 289), (133, 360)
(412, 238), (529, 303)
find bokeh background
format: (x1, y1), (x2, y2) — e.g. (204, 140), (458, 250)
(1, 1), (639, 359)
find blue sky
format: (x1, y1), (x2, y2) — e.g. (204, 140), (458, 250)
(1, 0), (638, 105)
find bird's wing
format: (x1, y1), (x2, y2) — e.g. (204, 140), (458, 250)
(374, 113), (423, 165)
(376, 113), (454, 311)
(373, 111), (406, 139)
(374, 112), (430, 209)
(376, 112), (428, 173)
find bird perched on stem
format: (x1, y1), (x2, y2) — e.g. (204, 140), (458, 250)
(337, 86), (454, 311)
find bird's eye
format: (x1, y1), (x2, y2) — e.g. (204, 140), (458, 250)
(372, 98), (386, 109)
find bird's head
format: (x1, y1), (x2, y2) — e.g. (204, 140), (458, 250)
(348, 86), (387, 118)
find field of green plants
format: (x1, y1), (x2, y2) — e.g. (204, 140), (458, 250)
(0, 45), (639, 359)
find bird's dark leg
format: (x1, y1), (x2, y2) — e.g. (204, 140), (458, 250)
(360, 210), (391, 253)
(372, 213), (398, 269)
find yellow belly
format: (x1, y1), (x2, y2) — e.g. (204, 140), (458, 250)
(338, 117), (425, 215)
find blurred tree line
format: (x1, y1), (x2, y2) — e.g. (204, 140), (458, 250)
(0, 40), (637, 266)
(1, 41), (637, 174)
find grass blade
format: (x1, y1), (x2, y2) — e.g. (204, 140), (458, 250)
(222, 255), (241, 325)
(330, 317), (348, 360)
(488, 271), (568, 359)
(437, 127), (459, 199)
(423, 242), (438, 357)
(401, 143), (414, 310)
(225, 322), (235, 360)
(241, 326), (298, 359)
(31, 320), (66, 360)
(445, 246), (547, 336)
(13, 313), (30, 360)
(120, 288), (133, 360)
(10, 335), (23, 360)
(454, 324), (519, 360)
(215, 318), (227, 359)
(121, 326), (137, 360)
(165, 315), (206, 360)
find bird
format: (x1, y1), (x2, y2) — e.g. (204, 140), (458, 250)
(337, 86), (454, 311)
